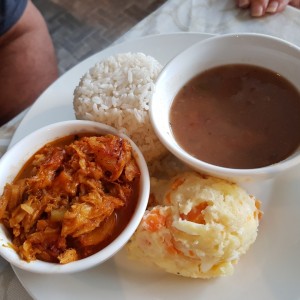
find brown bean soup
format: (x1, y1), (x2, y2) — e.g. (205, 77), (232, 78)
(170, 64), (300, 169)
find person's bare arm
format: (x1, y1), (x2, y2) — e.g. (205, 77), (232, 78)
(0, 0), (58, 125)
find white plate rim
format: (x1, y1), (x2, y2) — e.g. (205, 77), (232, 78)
(8, 32), (300, 300)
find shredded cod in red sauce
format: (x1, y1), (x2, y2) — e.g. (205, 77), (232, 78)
(0, 134), (140, 264)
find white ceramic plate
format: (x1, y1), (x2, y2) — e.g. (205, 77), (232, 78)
(9, 33), (300, 300)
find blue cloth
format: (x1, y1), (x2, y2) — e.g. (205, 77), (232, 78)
(0, 0), (28, 35)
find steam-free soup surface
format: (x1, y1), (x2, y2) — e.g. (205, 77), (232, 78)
(170, 64), (300, 169)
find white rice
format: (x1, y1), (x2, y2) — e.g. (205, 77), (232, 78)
(73, 52), (167, 163)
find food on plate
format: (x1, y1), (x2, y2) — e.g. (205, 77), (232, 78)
(170, 64), (300, 169)
(127, 172), (262, 278)
(0, 134), (140, 264)
(73, 52), (167, 163)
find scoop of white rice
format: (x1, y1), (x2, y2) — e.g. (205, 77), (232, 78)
(73, 52), (167, 163)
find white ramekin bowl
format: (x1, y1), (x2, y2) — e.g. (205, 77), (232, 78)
(150, 33), (300, 184)
(0, 120), (150, 273)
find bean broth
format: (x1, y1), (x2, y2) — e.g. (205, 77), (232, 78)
(170, 64), (300, 169)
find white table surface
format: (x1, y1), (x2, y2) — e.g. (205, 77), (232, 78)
(0, 0), (299, 299)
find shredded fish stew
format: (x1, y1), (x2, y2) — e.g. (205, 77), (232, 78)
(0, 134), (140, 264)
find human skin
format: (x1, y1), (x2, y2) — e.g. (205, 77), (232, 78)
(236, 0), (300, 16)
(0, 0), (58, 125)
